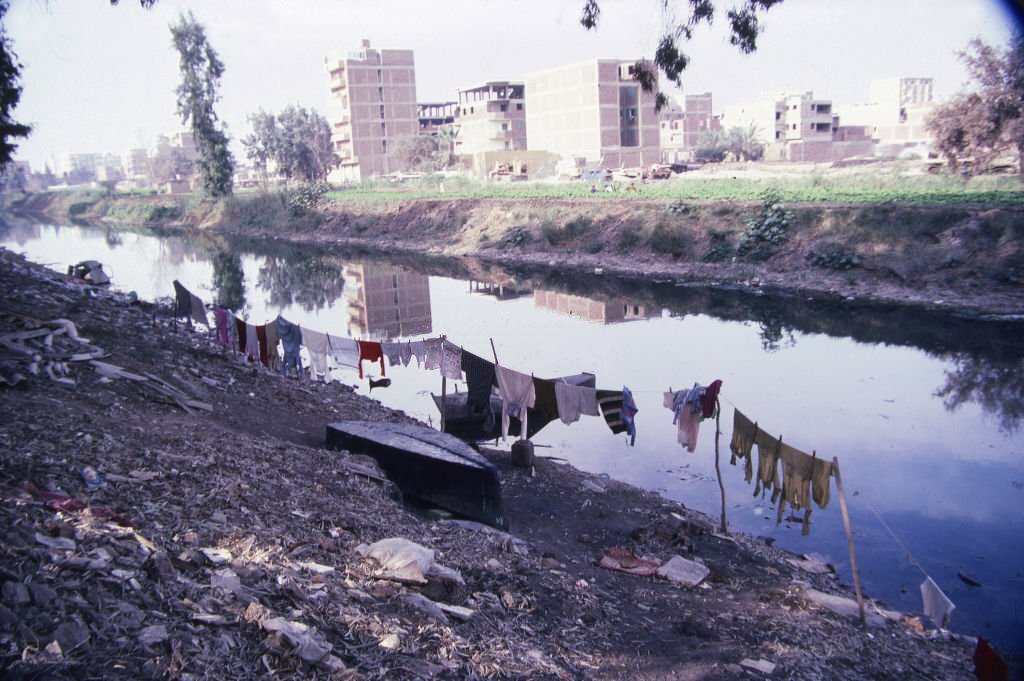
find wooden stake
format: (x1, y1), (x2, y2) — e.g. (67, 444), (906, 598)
(833, 456), (866, 626)
(714, 397), (728, 534)
(439, 335), (447, 433)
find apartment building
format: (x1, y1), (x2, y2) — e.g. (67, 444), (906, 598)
(343, 263), (432, 340)
(455, 82), (527, 155)
(325, 39), (419, 182)
(660, 92), (718, 162)
(838, 77), (935, 153)
(525, 60), (660, 169)
(723, 92), (839, 162)
(417, 102), (457, 136)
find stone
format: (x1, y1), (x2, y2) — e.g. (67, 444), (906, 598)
(378, 633), (400, 650)
(656, 556), (710, 587)
(436, 603), (475, 621)
(138, 624), (169, 646)
(740, 658), (776, 674)
(400, 592), (449, 624)
(199, 548), (233, 565)
(35, 532), (76, 551)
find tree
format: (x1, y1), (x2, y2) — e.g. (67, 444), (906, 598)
(149, 144), (192, 185)
(694, 129), (728, 162)
(0, 0), (31, 169)
(726, 123), (764, 161)
(927, 36), (1024, 175)
(435, 124), (460, 167)
(580, 0), (783, 109)
(170, 12), (234, 196)
(394, 135), (448, 172)
(242, 105), (338, 187)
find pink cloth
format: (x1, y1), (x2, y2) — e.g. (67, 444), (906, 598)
(214, 308), (231, 346)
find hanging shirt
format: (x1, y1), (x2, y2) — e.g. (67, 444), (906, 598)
(664, 390), (700, 452)
(753, 431), (782, 498)
(189, 293), (209, 328)
(356, 340), (386, 379)
(810, 457), (833, 509)
(382, 341), (403, 367)
(495, 365), (536, 440)
(409, 340), (427, 367)
(597, 390), (628, 436)
(440, 340), (463, 381)
(621, 386), (638, 446)
(172, 280), (191, 319)
(920, 576), (955, 629)
(244, 323), (260, 364)
(701, 379), (723, 418)
(423, 338), (443, 370)
(462, 350), (496, 416)
(400, 342), (413, 367)
(532, 377), (559, 423)
(328, 335), (360, 370)
(277, 316), (303, 373)
(214, 308), (231, 347)
(255, 324), (269, 367)
(554, 382), (599, 425)
(234, 317), (247, 354)
(264, 319), (280, 371)
(775, 443), (816, 535)
(729, 408), (757, 482)
(303, 328), (330, 380)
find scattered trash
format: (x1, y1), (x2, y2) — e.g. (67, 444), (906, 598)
(598, 547), (660, 576)
(80, 466), (105, 490)
(656, 555), (710, 587)
(740, 658), (777, 674)
(958, 571), (982, 587)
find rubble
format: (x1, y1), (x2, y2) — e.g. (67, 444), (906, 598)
(0, 247), (996, 680)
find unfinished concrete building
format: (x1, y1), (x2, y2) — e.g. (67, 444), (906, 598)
(343, 263), (432, 340)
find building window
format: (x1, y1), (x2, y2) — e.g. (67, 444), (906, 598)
(381, 139), (387, 152)
(791, 124), (796, 130)
(380, 105), (385, 119)
(501, 123), (508, 131)
(504, 141), (510, 150)
(775, 131), (781, 140)
(516, 103), (523, 110)
(775, 111), (781, 120)
(470, 106), (474, 114)
(500, 103), (507, 112)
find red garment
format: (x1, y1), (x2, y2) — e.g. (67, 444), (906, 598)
(974, 638), (1008, 681)
(234, 317), (247, 353)
(701, 379), (723, 418)
(20, 481), (133, 526)
(356, 340), (385, 379)
(256, 324), (269, 367)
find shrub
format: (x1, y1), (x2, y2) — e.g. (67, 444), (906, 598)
(501, 226), (532, 247)
(806, 243), (861, 270)
(667, 200), (691, 215)
(584, 240), (604, 254)
(736, 189), (792, 261)
(648, 219), (689, 257)
(287, 182), (330, 215)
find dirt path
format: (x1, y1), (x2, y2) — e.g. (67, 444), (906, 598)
(0, 247), (998, 680)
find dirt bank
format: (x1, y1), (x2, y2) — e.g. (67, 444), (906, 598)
(8, 191), (1024, 319)
(1, 247), (1005, 680)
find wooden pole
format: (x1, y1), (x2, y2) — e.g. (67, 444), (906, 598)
(832, 456), (866, 626)
(439, 335), (447, 433)
(714, 397), (728, 534)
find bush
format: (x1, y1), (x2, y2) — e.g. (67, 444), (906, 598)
(736, 189), (792, 261)
(667, 200), (691, 215)
(648, 219), (689, 257)
(287, 182), (330, 215)
(806, 243), (861, 270)
(501, 226), (532, 247)
(584, 240), (604, 254)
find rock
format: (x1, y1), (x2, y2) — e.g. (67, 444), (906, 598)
(436, 603), (475, 621)
(740, 658), (776, 674)
(53, 616), (90, 652)
(138, 624), (169, 646)
(44, 640), (63, 658)
(485, 558), (503, 573)
(199, 547), (233, 565)
(378, 633), (400, 650)
(298, 561), (334, 575)
(2, 581), (31, 606)
(359, 537), (435, 584)
(210, 569), (244, 597)
(656, 556), (710, 587)
(400, 592), (449, 624)
(541, 557), (561, 570)
(35, 532), (76, 551)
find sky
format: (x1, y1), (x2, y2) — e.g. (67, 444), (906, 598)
(4, 0), (1020, 170)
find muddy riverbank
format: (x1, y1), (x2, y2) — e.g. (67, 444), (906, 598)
(9, 190), (1024, 319)
(1, 247), (1009, 679)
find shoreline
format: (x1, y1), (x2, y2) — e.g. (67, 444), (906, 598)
(0, 246), (1011, 679)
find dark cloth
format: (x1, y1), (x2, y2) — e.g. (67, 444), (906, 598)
(255, 324), (269, 367)
(277, 316), (303, 373)
(356, 340), (385, 379)
(701, 379), (723, 418)
(597, 389), (627, 435)
(621, 386), (638, 446)
(234, 317), (247, 354)
(462, 350), (496, 415)
(172, 280), (191, 319)
(532, 377), (559, 423)
(973, 637), (1008, 681)
(729, 408), (757, 482)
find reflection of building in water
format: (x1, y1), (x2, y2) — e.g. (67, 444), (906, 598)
(344, 264), (432, 339)
(468, 280), (532, 301)
(534, 291), (658, 323)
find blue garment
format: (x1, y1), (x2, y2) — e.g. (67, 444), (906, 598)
(672, 383), (705, 424)
(621, 386), (638, 446)
(276, 315), (303, 374)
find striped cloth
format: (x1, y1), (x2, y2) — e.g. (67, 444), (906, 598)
(597, 389), (627, 434)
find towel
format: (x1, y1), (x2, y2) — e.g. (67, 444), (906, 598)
(495, 365), (535, 440)
(554, 381), (599, 425)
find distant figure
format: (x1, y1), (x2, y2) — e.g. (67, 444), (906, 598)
(369, 377), (392, 391)
(590, 184), (597, 193)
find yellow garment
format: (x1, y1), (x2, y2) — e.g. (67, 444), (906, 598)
(811, 457), (833, 509)
(775, 443), (815, 535)
(753, 431), (780, 498)
(729, 409), (756, 483)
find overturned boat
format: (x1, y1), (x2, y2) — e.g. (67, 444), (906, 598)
(325, 420), (506, 529)
(433, 372), (596, 442)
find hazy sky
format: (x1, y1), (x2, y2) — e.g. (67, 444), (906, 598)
(5, 0), (1019, 169)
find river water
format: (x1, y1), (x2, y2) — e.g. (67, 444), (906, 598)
(2, 220), (1023, 654)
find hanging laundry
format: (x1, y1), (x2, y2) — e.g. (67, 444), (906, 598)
(255, 324), (270, 367)
(920, 576), (956, 629)
(462, 350), (496, 416)
(382, 341), (403, 367)
(495, 365), (536, 440)
(775, 443), (816, 535)
(729, 408), (756, 482)
(597, 389), (629, 436)
(172, 280), (191, 319)
(264, 318), (280, 371)
(701, 379), (723, 418)
(424, 338), (443, 370)
(621, 387), (638, 446)
(244, 322), (260, 364)
(329, 334), (359, 370)
(234, 317), (247, 354)
(357, 340), (386, 379)
(810, 457), (833, 509)
(973, 637), (1009, 681)
(532, 377), (559, 423)
(440, 340), (462, 381)
(277, 316), (303, 375)
(753, 431), (781, 498)
(214, 308), (231, 347)
(303, 328), (330, 380)
(409, 340), (427, 367)
(189, 293), (209, 327)
(554, 381), (599, 425)
(400, 342), (413, 367)
(665, 387), (700, 452)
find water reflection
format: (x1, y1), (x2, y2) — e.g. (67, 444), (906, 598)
(211, 251), (246, 311)
(256, 255), (344, 312)
(343, 263), (431, 339)
(936, 354), (1024, 434)
(533, 290), (658, 324)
